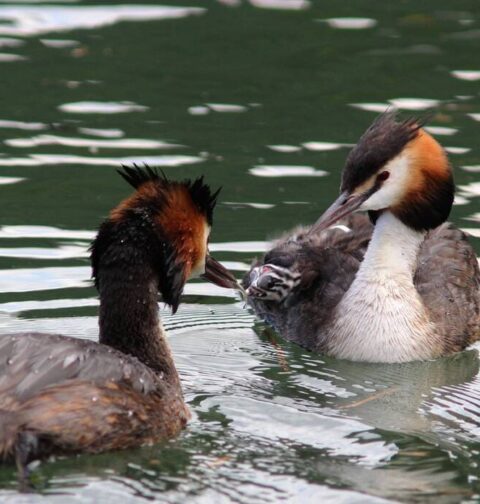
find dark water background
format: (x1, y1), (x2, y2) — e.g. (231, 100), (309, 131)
(1, 1), (480, 502)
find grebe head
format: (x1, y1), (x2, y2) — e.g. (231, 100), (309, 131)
(91, 165), (238, 313)
(310, 111), (454, 233)
(246, 263), (301, 301)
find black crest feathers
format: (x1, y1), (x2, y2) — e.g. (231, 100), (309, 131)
(341, 111), (424, 193)
(186, 176), (221, 226)
(91, 165), (221, 313)
(117, 164), (164, 189)
(117, 164), (220, 225)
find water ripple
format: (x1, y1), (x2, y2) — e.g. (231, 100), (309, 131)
(206, 103), (248, 113)
(0, 5), (205, 37)
(40, 38), (79, 48)
(0, 225), (94, 240)
(320, 17), (377, 29)
(0, 37), (24, 48)
(0, 154), (203, 167)
(0, 176), (24, 185)
(388, 97), (440, 110)
(0, 266), (89, 293)
(302, 141), (346, 151)
(249, 0), (310, 11)
(59, 101), (148, 114)
(267, 144), (301, 153)
(0, 245), (87, 260)
(451, 70), (480, 81)
(201, 395), (396, 465)
(0, 53), (25, 62)
(0, 119), (46, 130)
(78, 127), (124, 138)
(250, 165), (328, 177)
(425, 126), (458, 136)
(5, 134), (182, 150)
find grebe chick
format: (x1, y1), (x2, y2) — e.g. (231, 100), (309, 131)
(0, 166), (238, 477)
(244, 112), (480, 363)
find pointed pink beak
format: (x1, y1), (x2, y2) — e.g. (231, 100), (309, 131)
(308, 190), (371, 236)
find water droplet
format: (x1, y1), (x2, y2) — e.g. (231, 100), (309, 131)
(127, 410), (133, 417)
(7, 358), (13, 365)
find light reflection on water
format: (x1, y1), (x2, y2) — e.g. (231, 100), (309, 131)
(58, 101), (149, 114)
(0, 0), (480, 502)
(0, 5), (205, 37)
(0, 154), (203, 167)
(5, 135), (182, 150)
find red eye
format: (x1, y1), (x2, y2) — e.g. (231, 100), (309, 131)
(377, 171), (390, 182)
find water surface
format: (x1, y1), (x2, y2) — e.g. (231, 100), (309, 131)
(1, 0), (480, 502)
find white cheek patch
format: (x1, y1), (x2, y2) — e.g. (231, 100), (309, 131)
(190, 257), (206, 278)
(360, 150), (411, 211)
(189, 223), (210, 279)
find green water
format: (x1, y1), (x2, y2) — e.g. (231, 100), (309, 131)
(0, 1), (480, 502)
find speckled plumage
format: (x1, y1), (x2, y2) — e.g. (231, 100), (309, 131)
(244, 213), (480, 358)
(415, 223), (480, 351)
(244, 214), (373, 350)
(0, 333), (189, 460)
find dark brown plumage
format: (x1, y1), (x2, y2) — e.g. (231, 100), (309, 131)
(0, 333), (187, 463)
(0, 166), (237, 479)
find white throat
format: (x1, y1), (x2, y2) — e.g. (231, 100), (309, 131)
(360, 211), (424, 280)
(326, 212), (440, 363)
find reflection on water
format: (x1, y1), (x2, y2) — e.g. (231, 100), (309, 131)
(451, 71), (480, 81)
(425, 126), (458, 136)
(321, 17), (378, 29)
(5, 135), (181, 150)
(0, 5), (205, 37)
(0, 119), (46, 130)
(0, 0), (480, 502)
(59, 101), (149, 114)
(249, 165), (328, 177)
(0, 153), (203, 167)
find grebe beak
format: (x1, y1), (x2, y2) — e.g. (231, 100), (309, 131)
(308, 190), (372, 235)
(202, 255), (240, 290)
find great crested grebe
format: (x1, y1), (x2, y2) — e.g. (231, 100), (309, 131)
(0, 166), (238, 476)
(244, 112), (480, 363)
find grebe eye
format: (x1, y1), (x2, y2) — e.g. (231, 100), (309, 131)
(377, 171), (390, 182)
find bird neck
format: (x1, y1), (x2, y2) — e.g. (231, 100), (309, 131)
(360, 210), (426, 281)
(97, 262), (179, 386)
(326, 211), (438, 363)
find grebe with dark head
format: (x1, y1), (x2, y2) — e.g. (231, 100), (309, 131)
(0, 166), (238, 476)
(244, 112), (480, 362)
